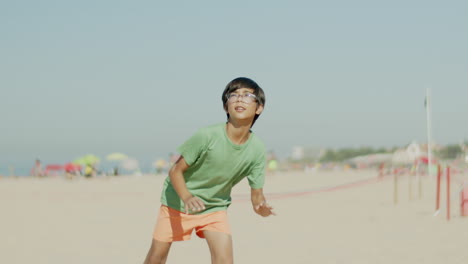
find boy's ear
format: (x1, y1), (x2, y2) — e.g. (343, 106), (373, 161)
(255, 104), (264, 115)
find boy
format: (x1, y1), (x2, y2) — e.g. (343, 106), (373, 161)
(143, 77), (275, 264)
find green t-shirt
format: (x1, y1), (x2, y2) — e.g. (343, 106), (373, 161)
(160, 123), (266, 214)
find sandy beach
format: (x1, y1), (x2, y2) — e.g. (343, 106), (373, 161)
(1, 169), (467, 264)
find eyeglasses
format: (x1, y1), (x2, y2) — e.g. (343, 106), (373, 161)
(226, 93), (257, 104)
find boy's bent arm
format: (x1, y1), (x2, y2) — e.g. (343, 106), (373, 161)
(169, 156), (205, 214)
(251, 188), (275, 217)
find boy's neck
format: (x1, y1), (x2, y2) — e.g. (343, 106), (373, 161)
(225, 121), (251, 145)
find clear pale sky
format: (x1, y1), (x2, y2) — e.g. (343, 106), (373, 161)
(1, 1), (467, 169)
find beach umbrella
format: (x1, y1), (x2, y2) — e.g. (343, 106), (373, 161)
(84, 154), (100, 164)
(72, 157), (87, 166)
(73, 154), (100, 165)
(106, 152), (128, 161)
(64, 163), (81, 172)
(44, 164), (64, 176)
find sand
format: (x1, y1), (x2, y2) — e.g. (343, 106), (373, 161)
(1, 169), (467, 264)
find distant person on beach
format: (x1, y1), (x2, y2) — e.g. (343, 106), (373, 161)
(84, 163), (96, 178)
(30, 159), (44, 177)
(154, 159), (168, 175)
(143, 77), (275, 264)
(267, 151), (279, 174)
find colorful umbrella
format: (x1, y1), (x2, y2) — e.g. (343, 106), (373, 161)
(64, 163), (81, 172)
(72, 157), (87, 166)
(73, 154), (100, 165)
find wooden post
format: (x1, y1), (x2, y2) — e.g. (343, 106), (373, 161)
(409, 170), (413, 201)
(378, 162), (384, 178)
(417, 162), (422, 199)
(436, 164), (441, 211)
(461, 182), (468, 217)
(394, 170), (398, 205)
(446, 166), (451, 221)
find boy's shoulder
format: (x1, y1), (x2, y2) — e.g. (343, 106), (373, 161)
(249, 132), (266, 150)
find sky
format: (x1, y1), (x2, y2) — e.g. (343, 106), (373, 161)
(1, 1), (467, 172)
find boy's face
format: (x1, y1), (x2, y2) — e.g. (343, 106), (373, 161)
(225, 88), (264, 123)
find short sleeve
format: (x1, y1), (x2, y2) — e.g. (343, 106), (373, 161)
(247, 151), (266, 189)
(176, 128), (208, 166)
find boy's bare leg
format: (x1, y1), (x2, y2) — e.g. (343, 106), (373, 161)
(204, 231), (234, 264)
(143, 239), (172, 264)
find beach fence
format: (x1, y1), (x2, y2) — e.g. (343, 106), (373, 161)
(461, 182), (468, 216)
(390, 165), (423, 205)
(434, 164), (468, 220)
(390, 162), (468, 220)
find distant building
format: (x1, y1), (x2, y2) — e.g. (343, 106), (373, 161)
(291, 146), (304, 161)
(290, 146), (324, 162)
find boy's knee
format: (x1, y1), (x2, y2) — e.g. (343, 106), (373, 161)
(143, 239), (171, 264)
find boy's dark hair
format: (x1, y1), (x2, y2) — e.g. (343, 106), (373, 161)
(222, 77), (265, 127)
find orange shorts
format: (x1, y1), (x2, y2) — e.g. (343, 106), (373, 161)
(153, 205), (231, 242)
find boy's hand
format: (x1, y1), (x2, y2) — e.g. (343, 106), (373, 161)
(183, 196), (206, 214)
(254, 201), (276, 217)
